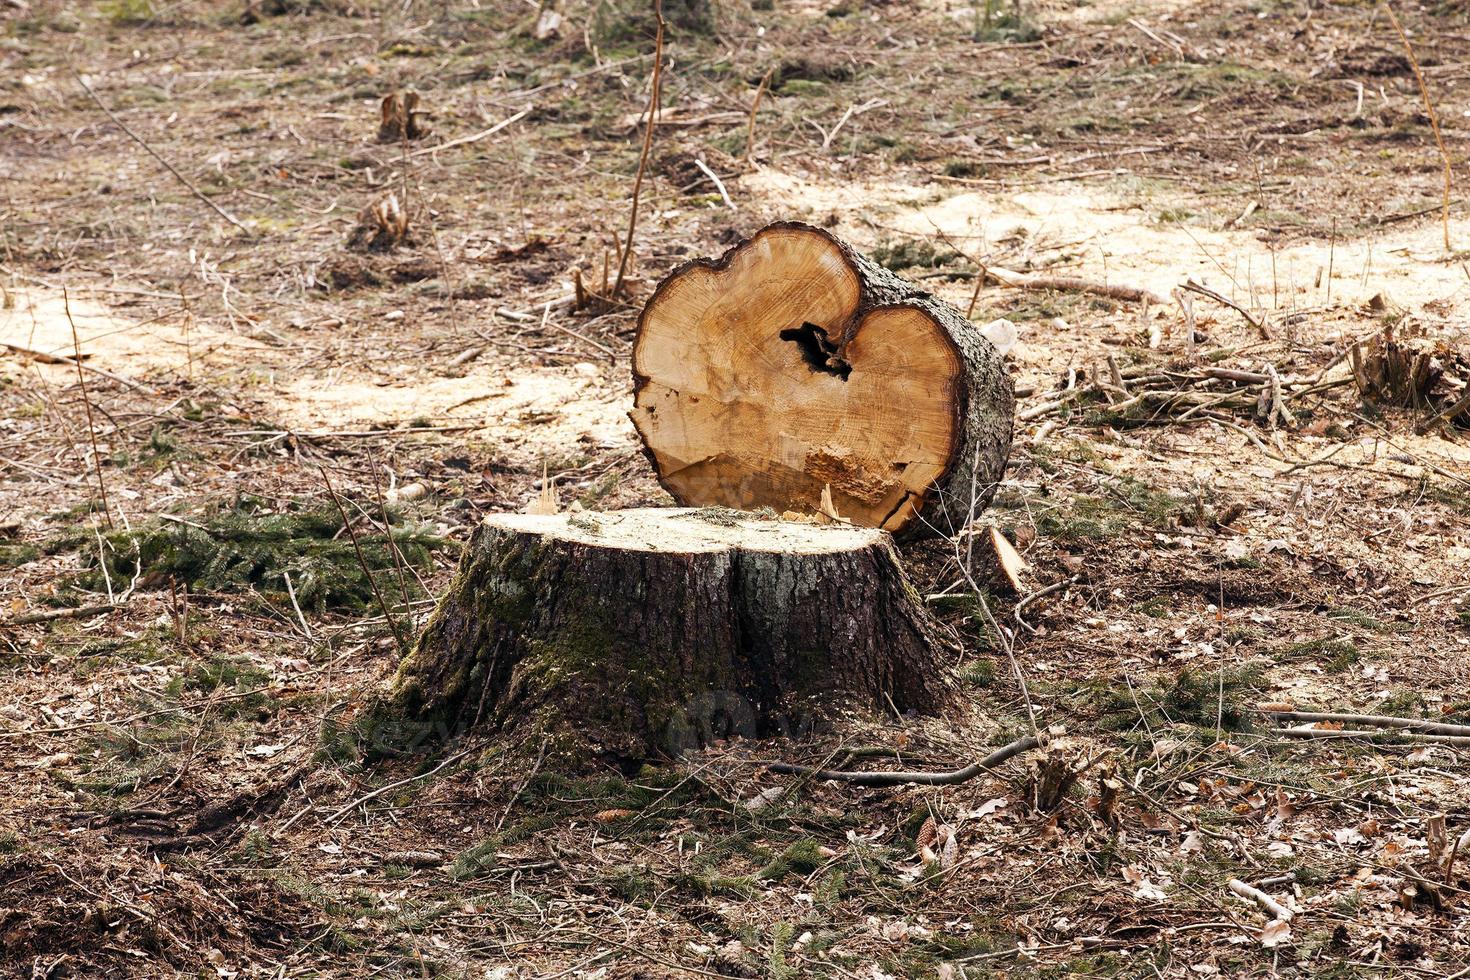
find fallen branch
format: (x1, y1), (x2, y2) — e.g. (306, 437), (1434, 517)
(693, 158), (735, 210)
(1014, 575), (1082, 632)
(758, 734), (1040, 787)
(72, 67), (252, 236)
(2, 342), (155, 393)
(8, 603), (118, 626)
(1258, 709), (1470, 737)
(1228, 878), (1294, 922)
(985, 266), (1166, 305)
(1178, 280), (1270, 339)
(1415, 384), (1470, 435)
(408, 106), (530, 158)
(1275, 727), (1470, 748)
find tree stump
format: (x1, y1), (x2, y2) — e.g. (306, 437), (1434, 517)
(630, 222), (1014, 538)
(379, 508), (958, 767)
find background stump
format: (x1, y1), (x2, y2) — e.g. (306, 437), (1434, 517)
(382, 508), (958, 767)
(630, 222), (1014, 538)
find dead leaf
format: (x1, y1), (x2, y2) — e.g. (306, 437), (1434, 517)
(1259, 918), (1291, 948)
(594, 808), (636, 823)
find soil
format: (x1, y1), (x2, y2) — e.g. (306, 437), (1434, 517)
(2, 0), (1469, 977)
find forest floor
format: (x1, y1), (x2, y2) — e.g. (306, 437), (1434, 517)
(3, 0), (1470, 977)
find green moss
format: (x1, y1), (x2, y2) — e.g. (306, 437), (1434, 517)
(1030, 475), (1186, 543)
(870, 239), (962, 272)
(0, 542), (38, 568)
(74, 495), (445, 613)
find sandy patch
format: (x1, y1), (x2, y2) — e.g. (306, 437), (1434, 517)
(744, 167), (1470, 319)
(0, 287), (267, 386)
(274, 361), (637, 453)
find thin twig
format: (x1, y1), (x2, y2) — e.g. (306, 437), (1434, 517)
(64, 288), (112, 530)
(71, 66), (251, 235)
(367, 452), (413, 612)
(611, 0), (665, 300)
(758, 734), (1040, 787)
(319, 465), (407, 655)
(320, 746), (474, 826)
(744, 67), (773, 163)
(1179, 280), (1270, 339)
(1383, 0), (1454, 252)
(408, 107), (531, 158)
(693, 158), (735, 210)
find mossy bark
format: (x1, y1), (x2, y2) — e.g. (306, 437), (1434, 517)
(378, 510), (958, 768)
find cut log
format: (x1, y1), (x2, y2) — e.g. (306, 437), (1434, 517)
(377, 508), (958, 767)
(630, 222), (1014, 538)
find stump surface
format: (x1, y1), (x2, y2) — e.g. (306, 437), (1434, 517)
(631, 222), (1014, 537)
(382, 508), (958, 766)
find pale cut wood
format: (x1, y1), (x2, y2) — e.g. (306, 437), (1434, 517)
(630, 222), (1014, 538)
(983, 525), (1028, 594)
(377, 508), (959, 766)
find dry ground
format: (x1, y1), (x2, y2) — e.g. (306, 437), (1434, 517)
(2, 0), (1470, 977)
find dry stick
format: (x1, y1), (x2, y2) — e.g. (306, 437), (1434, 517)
(1383, 0), (1454, 252)
(759, 733), (1040, 787)
(1275, 728), (1470, 748)
(1227, 878), (1294, 922)
(610, 0), (665, 300)
(3, 342), (154, 393)
(318, 746), (475, 826)
(1258, 709), (1470, 737)
(64, 289), (113, 530)
(1326, 217), (1337, 305)
(71, 67), (250, 236)
(985, 266), (1166, 305)
(367, 452), (413, 611)
(1415, 384), (1470, 434)
(319, 465), (407, 655)
(407, 106), (530, 159)
(8, 603), (117, 626)
(1178, 279), (1270, 338)
(693, 158), (735, 210)
(744, 67), (773, 163)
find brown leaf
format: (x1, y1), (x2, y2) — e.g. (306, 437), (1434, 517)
(594, 808), (636, 823)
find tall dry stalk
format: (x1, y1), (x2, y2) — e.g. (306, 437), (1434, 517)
(611, 0), (666, 300)
(63, 288), (113, 530)
(1383, 1), (1454, 252)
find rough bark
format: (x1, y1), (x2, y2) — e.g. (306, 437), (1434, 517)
(376, 508), (958, 768)
(630, 221), (1014, 538)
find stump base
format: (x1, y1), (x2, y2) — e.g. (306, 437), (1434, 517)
(379, 508), (958, 767)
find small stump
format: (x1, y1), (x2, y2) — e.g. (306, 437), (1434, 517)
(380, 508), (958, 767)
